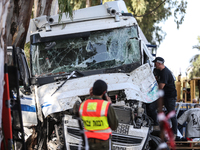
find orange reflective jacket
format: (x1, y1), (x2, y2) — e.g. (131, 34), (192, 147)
(79, 99), (112, 140)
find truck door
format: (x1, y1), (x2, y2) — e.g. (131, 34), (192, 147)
(6, 46), (32, 150)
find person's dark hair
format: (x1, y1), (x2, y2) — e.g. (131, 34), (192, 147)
(92, 80), (107, 96)
(152, 57), (165, 64)
(194, 104), (200, 108)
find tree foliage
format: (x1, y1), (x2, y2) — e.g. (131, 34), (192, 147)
(190, 36), (200, 63)
(189, 55), (200, 79)
(123, 0), (187, 45)
(189, 36), (200, 78)
(58, 0), (74, 21)
(192, 36), (200, 51)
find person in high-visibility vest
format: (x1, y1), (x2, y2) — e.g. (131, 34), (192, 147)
(79, 79), (118, 150)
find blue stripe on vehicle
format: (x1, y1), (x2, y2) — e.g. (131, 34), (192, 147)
(21, 97), (33, 100)
(21, 104), (36, 112)
(148, 81), (158, 93)
(41, 104), (51, 108)
(13, 94), (33, 100)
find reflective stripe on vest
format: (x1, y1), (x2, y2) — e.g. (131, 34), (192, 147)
(79, 99), (111, 140)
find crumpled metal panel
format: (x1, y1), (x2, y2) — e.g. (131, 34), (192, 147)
(37, 63), (158, 117)
(129, 63), (159, 103)
(17, 92), (38, 126)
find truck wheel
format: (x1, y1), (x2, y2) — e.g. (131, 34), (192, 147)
(148, 134), (170, 150)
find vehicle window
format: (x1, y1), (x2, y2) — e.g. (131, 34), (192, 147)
(31, 26), (141, 77)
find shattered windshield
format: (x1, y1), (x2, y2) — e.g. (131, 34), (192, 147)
(31, 26), (141, 77)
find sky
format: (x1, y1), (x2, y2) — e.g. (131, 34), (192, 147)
(156, 0), (200, 77)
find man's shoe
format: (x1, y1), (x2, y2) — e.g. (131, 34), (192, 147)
(175, 136), (181, 141)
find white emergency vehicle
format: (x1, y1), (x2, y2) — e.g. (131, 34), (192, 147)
(9, 0), (163, 149)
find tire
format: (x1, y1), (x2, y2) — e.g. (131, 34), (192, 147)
(148, 134), (170, 150)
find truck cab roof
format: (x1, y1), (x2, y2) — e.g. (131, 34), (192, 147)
(27, 0), (149, 45)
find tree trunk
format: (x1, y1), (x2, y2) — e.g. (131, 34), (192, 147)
(7, 0), (34, 49)
(34, 0), (56, 18)
(0, 0), (10, 145)
(50, 0), (59, 15)
(43, 0), (53, 16)
(86, 0), (90, 8)
(34, 0), (40, 17)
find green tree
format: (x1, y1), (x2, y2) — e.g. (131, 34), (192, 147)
(132, 0), (187, 45)
(124, 0), (187, 46)
(189, 36), (200, 78)
(189, 36), (200, 64)
(190, 55), (200, 78)
(193, 36), (200, 50)
(190, 36), (200, 63)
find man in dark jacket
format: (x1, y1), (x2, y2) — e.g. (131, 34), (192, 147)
(79, 79), (118, 150)
(153, 57), (177, 136)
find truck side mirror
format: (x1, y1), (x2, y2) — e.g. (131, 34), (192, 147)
(16, 47), (31, 92)
(7, 46), (31, 93)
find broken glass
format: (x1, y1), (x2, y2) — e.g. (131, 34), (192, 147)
(31, 26), (141, 77)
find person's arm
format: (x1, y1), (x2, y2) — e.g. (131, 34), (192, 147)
(105, 93), (112, 103)
(158, 68), (169, 90)
(107, 105), (118, 130)
(159, 83), (165, 89)
(73, 100), (81, 117)
(177, 110), (188, 125)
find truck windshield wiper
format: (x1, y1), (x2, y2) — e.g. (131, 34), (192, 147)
(51, 71), (84, 96)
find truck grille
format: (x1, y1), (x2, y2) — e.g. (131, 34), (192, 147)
(112, 133), (142, 145)
(67, 127), (142, 145)
(67, 128), (81, 137)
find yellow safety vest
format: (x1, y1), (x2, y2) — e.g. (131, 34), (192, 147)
(79, 99), (112, 140)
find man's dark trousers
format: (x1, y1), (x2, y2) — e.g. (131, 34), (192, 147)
(163, 97), (177, 134)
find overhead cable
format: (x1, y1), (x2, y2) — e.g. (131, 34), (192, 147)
(134, 0), (167, 17)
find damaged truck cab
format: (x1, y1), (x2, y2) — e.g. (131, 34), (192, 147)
(14, 0), (161, 150)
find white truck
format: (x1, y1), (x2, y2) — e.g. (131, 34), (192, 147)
(8, 0), (162, 149)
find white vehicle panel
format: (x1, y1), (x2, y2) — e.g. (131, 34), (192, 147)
(37, 17), (137, 39)
(37, 63), (158, 117)
(18, 93), (38, 126)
